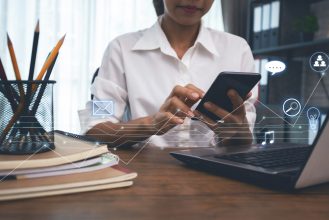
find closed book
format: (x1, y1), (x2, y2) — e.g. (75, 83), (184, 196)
(1, 153), (119, 180)
(0, 153), (110, 176)
(0, 131), (109, 170)
(0, 165), (137, 201)
(0, 181), (133, 201)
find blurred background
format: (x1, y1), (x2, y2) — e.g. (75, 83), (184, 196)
(1, 0), (329, 146)
(0, 0), (223, 133)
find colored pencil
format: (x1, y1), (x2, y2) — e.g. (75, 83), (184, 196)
(0, 57), (8, 81)
(29, 53), (58, 141)
(2, 34), (26, 146)
(44, 53), (58, 81)
(6, 33), (25, 103)
(31, 53), (58, 115)
(0, 57), (17, 110)
(28, 20), (39, 81)
(23, 21), (40, 137)
(1, 31), (65, 150)
(7, 33), (22, 81)
(33, 35), (65, 88)
(6, 34), (25, 104)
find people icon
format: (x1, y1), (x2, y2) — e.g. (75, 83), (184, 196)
(321, 60), (326, 67)
(310, 52), (329, 73)
(313, 55), (326, 67)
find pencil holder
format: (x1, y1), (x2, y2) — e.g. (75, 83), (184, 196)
(0, 80), (56, 155)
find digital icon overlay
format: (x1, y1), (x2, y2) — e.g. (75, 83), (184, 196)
(261, 130), (275, 145)
(309, 52), (329, 73)
(265, 60), (286, 76)
(307, 107), (320, 131)
(282, 98), (301, 117)
(93, 100), (114, 116)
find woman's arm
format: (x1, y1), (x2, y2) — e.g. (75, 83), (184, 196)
(86, 116), (156, 148)
(87, 84), (204, 148)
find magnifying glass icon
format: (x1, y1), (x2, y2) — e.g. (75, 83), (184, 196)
(285, 102), (298, 113)
(283, 98), (301, 117)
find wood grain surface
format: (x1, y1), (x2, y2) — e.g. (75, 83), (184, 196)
(1, 146), (329, 220)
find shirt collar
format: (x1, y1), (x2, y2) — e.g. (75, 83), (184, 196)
(195, 21), (219, 57)
(132, 16), (219, 57)
(131, 17), (163, 51)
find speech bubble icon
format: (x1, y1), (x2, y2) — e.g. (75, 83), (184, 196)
(265, 61), (286, 76)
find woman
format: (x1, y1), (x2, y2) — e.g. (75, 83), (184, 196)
(79, 0), (257, 148)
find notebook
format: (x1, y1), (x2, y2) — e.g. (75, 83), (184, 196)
(0, 131), (109, 170)
(0, 153), (115, 176)
(1, 153), (119, 180)
(0, 165), (137, 201)
(0, 181), (133, 201)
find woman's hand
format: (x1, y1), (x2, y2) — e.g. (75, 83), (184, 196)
(152, 84), (204, 135)
(194, 89), (253, 146)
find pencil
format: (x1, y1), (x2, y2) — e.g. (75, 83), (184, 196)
(44, 53), (58, 81)
(28, 20), (40, 81)
(7, 33), (22, 81)
(31, 53), (57, 113)
(0, 57), (17, 110)
(34, 35), (65, 84)
(24, 20), (40, 137)
(0, 57), (8, 81)
(7, 33), (25, 103)
(29, 53), (58, 141)
(0, 88), (25, 145)
(3, 34), (26, 146)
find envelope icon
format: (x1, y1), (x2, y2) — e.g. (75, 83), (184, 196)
(93, 100), (114, 116)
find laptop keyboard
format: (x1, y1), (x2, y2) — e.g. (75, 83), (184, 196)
(215, 147), (311, 169)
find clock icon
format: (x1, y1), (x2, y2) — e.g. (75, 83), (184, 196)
(283, 98), (301, 117)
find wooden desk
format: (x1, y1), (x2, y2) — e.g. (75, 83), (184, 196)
(1, 146), (329, 220)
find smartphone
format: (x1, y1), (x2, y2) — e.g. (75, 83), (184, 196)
(194, 72), (261, 121)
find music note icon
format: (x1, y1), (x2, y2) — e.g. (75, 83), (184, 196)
(261, 131), (275, 145)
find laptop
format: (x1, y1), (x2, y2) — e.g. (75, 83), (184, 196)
(170, 111), (329, 190)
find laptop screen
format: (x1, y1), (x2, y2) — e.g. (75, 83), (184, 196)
(254, 54), (329, 146)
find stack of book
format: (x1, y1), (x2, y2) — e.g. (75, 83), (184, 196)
(0, 131), (137, 201)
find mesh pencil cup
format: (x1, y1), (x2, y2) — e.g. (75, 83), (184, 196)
(0, 80), (55, 155)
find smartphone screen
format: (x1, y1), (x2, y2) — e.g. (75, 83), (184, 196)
(195, 72), (261, 121)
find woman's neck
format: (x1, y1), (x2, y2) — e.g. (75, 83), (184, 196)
(161, 14), (200, 59)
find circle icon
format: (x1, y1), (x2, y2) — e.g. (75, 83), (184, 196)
(283, 98), (301, 117)
(309, 52), (329, 73)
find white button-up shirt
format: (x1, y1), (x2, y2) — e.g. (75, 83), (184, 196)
(79, 17), (258, 148)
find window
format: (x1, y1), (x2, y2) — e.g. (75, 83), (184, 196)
(0, 0), (223, 133)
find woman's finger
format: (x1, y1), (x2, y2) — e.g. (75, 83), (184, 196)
(168, 96), (195, 118)
(183, 84), (205, 107)
(203, 102), (230, 121)
(185, 84), (205, 98)
(227, 89), (246, 116)
(169, 85), (200, 101)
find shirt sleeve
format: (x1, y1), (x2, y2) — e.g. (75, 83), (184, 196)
(78, 39), (128, 134)
(240, 39), (258, 133)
